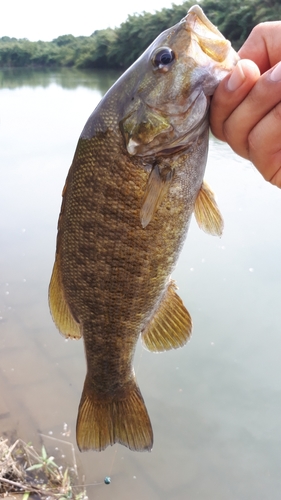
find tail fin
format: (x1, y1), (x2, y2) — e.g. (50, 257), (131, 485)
(76, 376), (153, 452)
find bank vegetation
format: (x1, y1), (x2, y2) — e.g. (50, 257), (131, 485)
(0, 0), (280, 69)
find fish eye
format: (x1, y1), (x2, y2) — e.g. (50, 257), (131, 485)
(152, 47), (175, 69)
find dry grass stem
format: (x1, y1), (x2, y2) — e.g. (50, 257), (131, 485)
(0, 437), (87, 500)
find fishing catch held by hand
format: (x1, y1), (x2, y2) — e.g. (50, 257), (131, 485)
(49, 5), (238, 452)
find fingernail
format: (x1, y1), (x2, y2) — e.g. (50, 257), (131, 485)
(227, 61), (246, 91)
(270, 62), (281, 82)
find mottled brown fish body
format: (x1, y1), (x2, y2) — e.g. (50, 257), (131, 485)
(49, 5), (238, 452)
(59, 126), (206, 450)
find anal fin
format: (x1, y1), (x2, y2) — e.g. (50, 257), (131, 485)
(194, 180), (224, 236)
(141, 281), (192, 352)
(49, 259), (81, 339)
(76, 375), (153, 452)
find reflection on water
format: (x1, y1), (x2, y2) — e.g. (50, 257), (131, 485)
(1, 68), (281, 500)
(0, 67), (121, 91)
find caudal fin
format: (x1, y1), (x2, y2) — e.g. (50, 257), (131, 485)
(76, 376), (153, 452)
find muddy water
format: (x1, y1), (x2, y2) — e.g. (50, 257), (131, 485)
(1, 68), (281, 500)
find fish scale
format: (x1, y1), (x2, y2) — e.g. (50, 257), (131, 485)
(49, 5), (238, 452)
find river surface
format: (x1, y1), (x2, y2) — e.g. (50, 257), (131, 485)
(1, 67), (281, 500)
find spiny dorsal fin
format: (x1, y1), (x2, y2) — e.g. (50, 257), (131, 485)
(194, 180), (224, 236)
(141, 281), (192, 352)
(49, 259), (81, 339)
(76, 375), (153, 452)
(140, 164), (173, 228)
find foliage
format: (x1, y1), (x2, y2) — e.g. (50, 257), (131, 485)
(107, 2), (193, 68)
(0, 0), (280, 69)
(0, 38), (59, 67)
(75, 28), (118, 68)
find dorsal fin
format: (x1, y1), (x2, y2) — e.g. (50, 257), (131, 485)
(194, 180), (224, 236)
(141, 281), (192, 352)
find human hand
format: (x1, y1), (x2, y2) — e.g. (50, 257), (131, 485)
(210, 22), (281, 187)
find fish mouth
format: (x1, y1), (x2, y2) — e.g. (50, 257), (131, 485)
(186, 5), (225, 39)
(183, 4), (239, 69)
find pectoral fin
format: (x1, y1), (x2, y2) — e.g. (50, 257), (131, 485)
(140, 164), (173, 228)
(194, 181), (224, 236)
(141, 281), (192, 352)
(49, 258), (81, 339)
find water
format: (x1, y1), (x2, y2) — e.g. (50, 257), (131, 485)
(1, 67), (281, 499)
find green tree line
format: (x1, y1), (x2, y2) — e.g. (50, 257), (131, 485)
(1, 0), (280, 69)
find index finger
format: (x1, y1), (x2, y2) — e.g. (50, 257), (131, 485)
(239, 22), (281, 73)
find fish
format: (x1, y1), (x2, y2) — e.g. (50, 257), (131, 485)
(49, 5), (239, 452)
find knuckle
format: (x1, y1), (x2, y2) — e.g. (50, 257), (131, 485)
(223, 120), (249, 158)
(272, 101), (281, 122)
(222, 120), (232, 145)
(248, 128), (258, 155)
(209, 118), (225, 142)
(250, 22), (272, 39)
(270, 169), (281, 188)
(248, 126), (281, 187)
(248, 129), (265, 175)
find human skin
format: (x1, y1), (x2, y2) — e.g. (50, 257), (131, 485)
(210, 22), (281, 188)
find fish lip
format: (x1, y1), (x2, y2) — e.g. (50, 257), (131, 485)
(185, 5), (225, 39)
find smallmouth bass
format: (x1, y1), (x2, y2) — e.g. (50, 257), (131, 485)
(49, 5), (239, 452)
